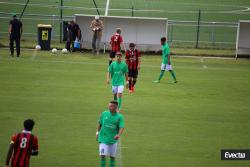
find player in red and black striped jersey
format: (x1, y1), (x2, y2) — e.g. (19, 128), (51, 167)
(109, 28), (126, 65)
(5, 119), (39, 167)
(125, 43), (141, 93)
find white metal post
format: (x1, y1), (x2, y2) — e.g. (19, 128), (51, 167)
(235, 22), (240, 60)
(105, 0), (110, 16)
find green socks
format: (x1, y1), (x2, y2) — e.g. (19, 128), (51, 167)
(158, 70), (165, 81)
(100, 157), (115, 167)
(157, 70), (177, 82)
(170, 70), (177, 82)
(114, 94), (117, 101)
(101, 157), (106, 167)
(110, 157), (115, 167)
(118, 97), (122, 110)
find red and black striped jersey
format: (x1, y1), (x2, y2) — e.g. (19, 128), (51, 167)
(125, 49), (141, 70)
(10, 130), (39, 167)
(110, 33), (123, 52)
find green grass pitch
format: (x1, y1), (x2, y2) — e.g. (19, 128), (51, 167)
(0, 49), (250, 166)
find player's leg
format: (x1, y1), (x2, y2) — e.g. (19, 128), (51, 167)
(99, 143), (108, 167)
(167, 65), (177, 83)
(154, 64), (166, 83)
(131, 70), (138, 91)
(117, 86), (124, 110)
(100, 143), (109, 167)
(110, 157), (115, 167)
(131, 78), (136, 92)
(128, 77), (132, 92)
(169, 70), (177, 83)
(9, 35), (14, 56)
(109, 143), (118, 167)
(112, 86), (118, 101)
(128, 70), (132, 92)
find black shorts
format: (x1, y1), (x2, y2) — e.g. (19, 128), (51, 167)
(128, 69), (138, 78)
(110, 51), (117, 58)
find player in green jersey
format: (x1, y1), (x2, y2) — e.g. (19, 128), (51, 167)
(96, 100), (125, 167)
(107, 52), (129, 111)
(153, 37), (177, 83)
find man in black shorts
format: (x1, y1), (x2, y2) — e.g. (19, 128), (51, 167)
(125, 43), (141, 93)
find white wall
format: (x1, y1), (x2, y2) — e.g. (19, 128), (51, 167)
(75, 14), (168, 51)
(236, 21), (250, 57)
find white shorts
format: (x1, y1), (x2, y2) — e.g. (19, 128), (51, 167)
(99, 143), (118, 157)
(112, 85), (124, 94)
(161, 64), (172, 71)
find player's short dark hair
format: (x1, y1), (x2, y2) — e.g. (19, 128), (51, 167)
(110, 100), (118, 106)
(24, 119), (35, 131)
(161, 37), (166, 43)
(129, 43), (135, 48)
(116, 28), (121, 34)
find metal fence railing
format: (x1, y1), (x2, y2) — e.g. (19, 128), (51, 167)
(167, 20), (237, 49)
(0, 12), (238, 49)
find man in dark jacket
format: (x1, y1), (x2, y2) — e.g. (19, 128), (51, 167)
(9, 13), (22, 57)
(66, 20), (81, 52)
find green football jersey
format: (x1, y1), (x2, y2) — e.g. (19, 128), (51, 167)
(108, 61), (128, 86)
(162, 43), (170, 64)
(98, 111), (125, 144)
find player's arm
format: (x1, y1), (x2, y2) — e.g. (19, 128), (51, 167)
(90, 21), (94, 29)
(125, 63), (128, 81)
(8, 23), (12, 38)
(119, 36), (126, 52)
(165, 46), (170, 65)
(109, 38), (113, 50)
(20, 22), (23, 37)
(122, 42), (126, 52)
(106, 72), (111, 84)
(96, 124), (102, 141)
(31, 137), (39, 156)
(96, 113), (103, 141)
(114, 128), (124, 140)
(125, 72), (129, 89)
(107, 64), (112, 84)
(5, 143), (14, 167)
(66, 27), (70, 41)
(166, 48), (170, 65)
(31, 150), (38, 156)
(114, 115), (125, 140)
(100, 21), (104, 30)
